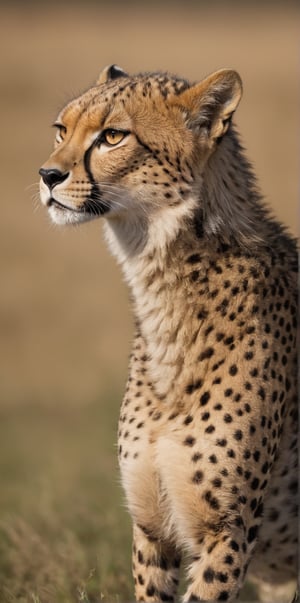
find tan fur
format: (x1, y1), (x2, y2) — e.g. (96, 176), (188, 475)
(39, 66), (298, 602)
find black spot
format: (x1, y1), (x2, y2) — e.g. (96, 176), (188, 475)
(227, 449), (236, 458)
(137, 549), (145, 564)
(224, 388), (233, 397)
(192, 470), (204, 484)
(186, 379), (203, 394)
(138, 574), (144, 585)
(152, 411), (162, 421)
(212, 477), (222, 488)
(207, 541), (218, 554)
(197, 309), (208, 320)
(192, 452), (202, 463)
(247, 525), (259, 543)
(212, 359), (225, 372)
(201, 412), (210, 421)
(216, 572), (228, 583)
(200, 391), (211, 406)
(250, 498), (257, 511)
(232, 567), (241, 578)
(146, 584), (156, 597)
(234, 516), (244, 528)
(234, 430), (243, 441)
(209, 454), (218, 464)
(230, 540), (239, 552)
(216, 438), (227, 447)
(258, 387), (265, 400)
(184, 415), (193, 425)
(251, 478), (259, 490)
(159, 592), (174, 602)
(184, 436), (196, 447)
(224, 555), (234, 565)
(254, 502), (264, 518)
(199, 347), (214, 361)
(190, 270), (199, 282)
(205, 425), (215, 434)
(224, 414), (233, 423)
(203, 567), (215, 583)
(187, 254), (201, 264)
(218, 591), (229, 600)
(244, 351), (254, 361)
(229, 365), (238, 376)
(204, 490), (220, 510)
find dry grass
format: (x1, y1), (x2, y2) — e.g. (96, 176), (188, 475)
(0, 402), (132, 602)
(0, 2), (298, 601)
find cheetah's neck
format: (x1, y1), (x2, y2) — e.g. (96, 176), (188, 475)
(104, 128), (269, 399)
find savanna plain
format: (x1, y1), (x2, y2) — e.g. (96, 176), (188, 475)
(0, 2), (298, 602)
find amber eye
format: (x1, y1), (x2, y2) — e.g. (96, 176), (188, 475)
(103, 129), (126, 146)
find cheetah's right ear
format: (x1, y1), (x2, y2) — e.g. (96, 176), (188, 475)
(96, 64), (128, 85)
(174, 69), (243, 144)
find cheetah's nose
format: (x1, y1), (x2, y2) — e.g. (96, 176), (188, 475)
(39, 168), (69, 190)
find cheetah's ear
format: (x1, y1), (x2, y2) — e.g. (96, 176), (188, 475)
(96, 64), (128, 85)
(174, 69), (242, 143)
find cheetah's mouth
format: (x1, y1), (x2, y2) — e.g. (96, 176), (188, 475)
(46, 197), (85, 213)
(46, 195), (109, 217)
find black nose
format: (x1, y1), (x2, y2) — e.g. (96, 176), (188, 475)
(39, 168), (69, 189)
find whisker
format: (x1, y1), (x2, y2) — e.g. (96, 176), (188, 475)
(26, 182), (40, 192)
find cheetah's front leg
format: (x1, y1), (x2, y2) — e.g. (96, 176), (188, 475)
(183, 525), (249, 602)
(133, 523), (181, 602)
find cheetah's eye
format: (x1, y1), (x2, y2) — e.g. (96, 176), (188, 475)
(102, 129), (128, 146)
(53, 123), (67, 144)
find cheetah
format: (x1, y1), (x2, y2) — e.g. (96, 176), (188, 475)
(39, 65), (298, 602)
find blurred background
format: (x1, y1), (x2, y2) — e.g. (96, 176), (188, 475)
(0, 1), (298, 601)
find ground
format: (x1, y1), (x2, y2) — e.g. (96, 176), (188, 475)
(0, 2), (298, 601)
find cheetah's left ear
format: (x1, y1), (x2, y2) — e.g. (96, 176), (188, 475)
(174, 69), (243, 143)
(96, 64), (128, 85)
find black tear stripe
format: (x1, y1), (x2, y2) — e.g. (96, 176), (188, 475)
(82, 132), (154, 215)
(83, 140), (109, 215)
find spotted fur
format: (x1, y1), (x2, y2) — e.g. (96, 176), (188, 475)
(39, 65), (298, 602)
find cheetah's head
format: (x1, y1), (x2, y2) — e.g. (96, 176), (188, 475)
(39, 65), (242, 229)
